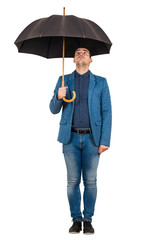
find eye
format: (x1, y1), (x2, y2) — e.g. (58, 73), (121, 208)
(76, 51), (80, 56)
(83, 51), (89, 56)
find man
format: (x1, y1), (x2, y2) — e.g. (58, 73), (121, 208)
(49, 48), (112, 234)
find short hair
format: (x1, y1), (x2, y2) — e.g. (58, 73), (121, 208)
(74, 48), (91, 58)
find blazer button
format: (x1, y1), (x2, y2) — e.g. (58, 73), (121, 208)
(69, 121), (71, 123)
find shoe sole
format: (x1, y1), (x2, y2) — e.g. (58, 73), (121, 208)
(83, 232), (95, 235)
(69, 232), (81, 234)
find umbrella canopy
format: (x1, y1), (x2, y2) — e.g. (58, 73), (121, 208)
(14, 14), (112, 58)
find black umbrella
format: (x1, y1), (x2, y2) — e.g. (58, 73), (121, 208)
(14, 8), (112, 102)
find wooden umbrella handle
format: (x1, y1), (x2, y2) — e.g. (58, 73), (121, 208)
(62, 7), (76, 103)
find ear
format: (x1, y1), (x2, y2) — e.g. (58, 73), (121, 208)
(73, 57), (75, 63)
(90, 58), (93, 63)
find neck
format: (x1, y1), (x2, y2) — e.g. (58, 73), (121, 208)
(76, 66), (89, 75)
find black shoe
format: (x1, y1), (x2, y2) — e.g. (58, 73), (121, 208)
(83, 220), (95, 234)
(69, 220), (82, 234)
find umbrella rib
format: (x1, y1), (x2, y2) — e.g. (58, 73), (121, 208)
(46, 37), (52, 58)
(83, 18), (107, 42)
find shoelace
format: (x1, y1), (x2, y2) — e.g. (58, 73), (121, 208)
(84, 221), (92, 227)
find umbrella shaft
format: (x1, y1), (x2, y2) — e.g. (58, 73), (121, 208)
(62, 37), (65, 87)
(62, 7), (65, 87)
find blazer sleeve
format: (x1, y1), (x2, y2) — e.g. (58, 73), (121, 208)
(49, 76), (63, 114)
(100, 78), (112, 147)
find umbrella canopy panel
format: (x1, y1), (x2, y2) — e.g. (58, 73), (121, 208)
(15, 15), (112, 58)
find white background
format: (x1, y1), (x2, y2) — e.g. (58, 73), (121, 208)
(0, 0), (160, 239)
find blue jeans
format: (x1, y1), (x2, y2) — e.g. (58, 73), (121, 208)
(62, 131), (100, 222)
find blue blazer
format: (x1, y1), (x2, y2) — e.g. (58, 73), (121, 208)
(49, 71), (112, 147)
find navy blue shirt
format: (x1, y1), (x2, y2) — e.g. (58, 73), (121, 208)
(72, 70), (91, 129)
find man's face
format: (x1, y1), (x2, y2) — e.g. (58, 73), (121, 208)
(73, 48), (92, 67)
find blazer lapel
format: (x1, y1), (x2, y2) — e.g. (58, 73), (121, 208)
(67, 71), (75, 92)
(66, 71), (75, 104)
(88, 71), (96, 114)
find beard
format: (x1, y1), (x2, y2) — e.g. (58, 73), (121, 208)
(76, 60), (88, 68)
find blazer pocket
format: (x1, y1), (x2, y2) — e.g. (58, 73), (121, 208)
(95, 120), (102, 126)
(59, 119), (67, 125)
